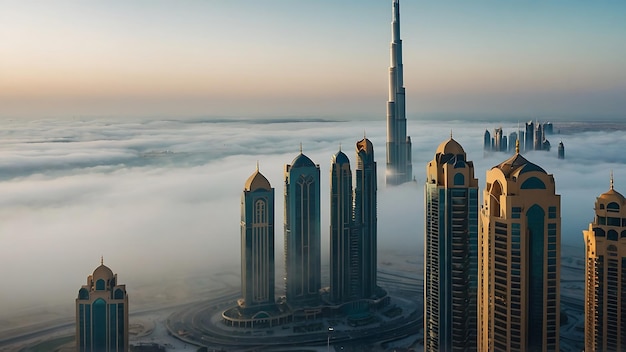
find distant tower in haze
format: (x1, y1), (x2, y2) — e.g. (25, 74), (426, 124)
(525, 121), (534, 152)
(424, 136), (479, 352)
(386, 0), (412, 186)
(583, 176), (626, 351)
(534, 122), (543, 150)
(330, 148), (354, 303)
(76, 259), (129, 352)
(479, 140), (561, 351)
(494, 127), (503, 151)
(508, 132), (518, 153)
(355, 137), (378, 298)
(240, 165), (275, 311)
(484, 130), (491, 152)
(284, 150), (321, 306)
(557, 141), (564, 159)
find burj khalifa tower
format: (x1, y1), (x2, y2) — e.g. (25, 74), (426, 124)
(386, 0), (412, 186)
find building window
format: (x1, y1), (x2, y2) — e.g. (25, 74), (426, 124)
(454, 173), (464, 185)
(548, 206), (557, 219)
(607, 202), (620, 212)
(512, 207), (521, 219)
(254, 199), (267, 224)
(96, 279), (105, 290)
(521, 177), (546, 189)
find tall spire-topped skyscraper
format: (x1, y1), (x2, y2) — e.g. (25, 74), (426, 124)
(386, 0), (412, 186)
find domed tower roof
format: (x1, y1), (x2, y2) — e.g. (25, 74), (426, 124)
(598, 175), (625, 204)
(92, 259), (115, 282)
(332, 150), (350, 165)
(244, 165), (271, 191)
(493, 152), (546, 178)
(291, 152), (315, 168)
(435, 137), (465, 156)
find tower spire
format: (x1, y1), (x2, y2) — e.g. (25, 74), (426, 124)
(100, 256), (104, 265)
(515, 139), (520, 154)
(386, 0), (412, 186)
(610, 170), (614, 190)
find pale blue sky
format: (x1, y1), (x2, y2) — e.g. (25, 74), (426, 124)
(1, 0), (625, 119)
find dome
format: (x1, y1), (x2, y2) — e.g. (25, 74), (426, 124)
(291, 153), (315, 168)
(598, 187), (626, 204)
(493, 153), (546, 178)
(93, 264), (114, 282)
(332, 150), (350, 165)
(435, 138), (464, 156)
(244, 169), (271, 191)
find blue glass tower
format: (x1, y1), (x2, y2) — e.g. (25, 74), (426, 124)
(355, 138), (378, 298)
(284, 151), (321, 307)
(424, 137), (478, 352)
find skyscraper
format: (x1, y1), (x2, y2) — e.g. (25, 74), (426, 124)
(494, 127), (503, 152)
(508, 132), (518, 153)
(557, 141), (564, 159)
(534, 123), (543, 151)
(479, 141), (561, 352)
(583, 177), (626, 351)
(330, 138), (379, 303)
(525, 121), (534, 152)
(284, 150), (321, 306)
(355, 137), (378, 298)
(386, 0), (412, 186)
(76, 259), (129, 352)
(330, 149), (354, 303)
(484, 130), (492, 152)
(240, 165), (275, 310)
(425, 136), (479, 352)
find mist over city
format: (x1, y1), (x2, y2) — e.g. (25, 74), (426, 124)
(0, 117), (623, 319)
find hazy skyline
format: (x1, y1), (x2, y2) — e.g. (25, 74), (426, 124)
(2, 0), (625, 119)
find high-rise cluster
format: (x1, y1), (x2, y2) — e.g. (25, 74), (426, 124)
(224, 138), (384, 327)
(425, 139), (562, 351)
(484, 121), (557, 154)
(330, 138), (379, 304)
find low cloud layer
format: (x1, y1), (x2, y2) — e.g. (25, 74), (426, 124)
(0, 117), (623, 322)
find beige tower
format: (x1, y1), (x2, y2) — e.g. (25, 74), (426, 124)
(479, 142), (560, 351)
(76, 259), (129, 352)
(583, 177), (626, 351)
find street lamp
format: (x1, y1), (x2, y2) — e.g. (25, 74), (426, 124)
(327, 326), (334, 352)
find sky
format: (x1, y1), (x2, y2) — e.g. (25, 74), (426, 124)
(1, 0), (626, 119)
(0, 117), (625, 325)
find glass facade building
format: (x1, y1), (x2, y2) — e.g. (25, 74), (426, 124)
(424, 137), (478, 352)
(284, 152), (321, 307)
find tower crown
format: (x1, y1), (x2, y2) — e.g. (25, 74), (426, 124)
(244, 169), (271, 191)
(493, 153), (546, 178)
(332, 150), (350, 165)
(435, 137), (464, 156)
(290, 153), (315, 168)
(92, 263), (114, 283)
